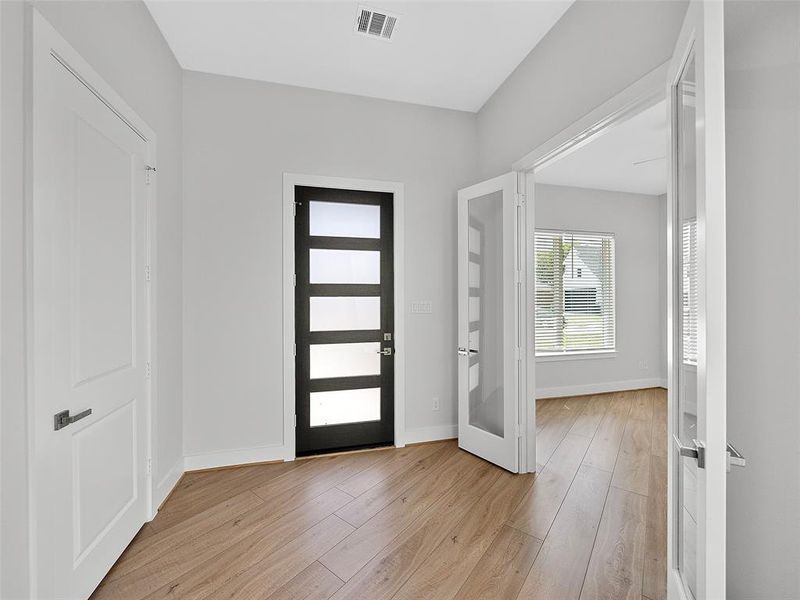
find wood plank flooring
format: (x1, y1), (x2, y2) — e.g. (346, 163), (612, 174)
(92, 388), (667, 600)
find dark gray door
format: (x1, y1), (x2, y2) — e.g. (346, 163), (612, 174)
(294, 185), (394, 455)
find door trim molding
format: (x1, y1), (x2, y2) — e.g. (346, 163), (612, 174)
(28, 10), (159, 594)
(282, 173), (405, 461)
(512, 61), (669, 174)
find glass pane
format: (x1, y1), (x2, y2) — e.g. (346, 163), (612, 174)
(309, 249), (380, 284)
(310, 342), (381, 379)
(469, 297), (480, 322)
(467, 191), (504, 438)
(468, 329), (480, 353)
(675, 54), (698, 600)
(469, 226), (481, 254)
(309, 201), (380, 239)
(469, 261), (480, 288)
(310, 297), (380, 331)
(310, 388), (380, 426)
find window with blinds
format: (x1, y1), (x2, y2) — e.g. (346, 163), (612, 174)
(534, 230), (615, 355)
(682, 219), (698, 365)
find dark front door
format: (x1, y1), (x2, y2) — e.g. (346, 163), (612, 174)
(294, 185), (394, 456)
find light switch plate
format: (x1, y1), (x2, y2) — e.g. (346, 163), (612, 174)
(411, 301), (432, 314)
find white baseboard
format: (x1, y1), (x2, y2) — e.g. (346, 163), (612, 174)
(404, 424), (458, 445)
(153, 458), (184, 515)
(183, 443), (286, 471)
(536, 378), (667, 399)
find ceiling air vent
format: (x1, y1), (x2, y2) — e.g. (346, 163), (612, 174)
(355, 5), (398, 41)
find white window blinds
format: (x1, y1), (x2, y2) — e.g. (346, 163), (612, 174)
(682, 219), (698, 365)
(534, 230), (615, 355)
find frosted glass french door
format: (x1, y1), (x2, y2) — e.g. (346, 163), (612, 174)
(457, 173), (520, 473)
(294, 186), (394, 455)
(667, 1), (727, 598)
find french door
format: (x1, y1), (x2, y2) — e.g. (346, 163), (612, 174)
(294, 186), (394, 455)
(457, 173), (522, 473)
(667, 1), (727, 598)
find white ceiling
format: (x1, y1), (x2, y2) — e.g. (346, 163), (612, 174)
(144, 1), (573, 112)
(537, 101), (668, 196)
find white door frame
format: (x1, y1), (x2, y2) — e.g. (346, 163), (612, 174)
(282, 173), (405, 460)
(512, 62), (668, 473)
(27, 9), (158, 592)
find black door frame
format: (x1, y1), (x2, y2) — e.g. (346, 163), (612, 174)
(294, 185), (395, 456)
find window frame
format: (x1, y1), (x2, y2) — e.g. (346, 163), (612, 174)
(534, 228), (617, 360)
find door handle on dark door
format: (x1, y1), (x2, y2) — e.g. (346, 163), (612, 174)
(376, 347), (393, 356)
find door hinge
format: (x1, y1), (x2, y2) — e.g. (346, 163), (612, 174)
(293, 343), (296, 357)
(145, 165), (156, 185)
(515, 192), (526, 206)
(515, 423), (522, 438)
(145, 361), (152, 379)
(145, 265), (151, 282)
(293, 273), (297, 287)
(514, 347), (521, 361)
(146, 458), (152, 475)
(294, 414), (297, 428)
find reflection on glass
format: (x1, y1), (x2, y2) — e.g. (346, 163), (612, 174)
(310, 388), (380, 426)
(676, 54), (698, 600)
(467, 191), (504, 438)
(469, 297), (480, 322)
(310, 342), (381, 379)
(309, 201), (380, 239)
(309, 249), (380, 284)
(469, 261), (481, 288)
(468, 226), (481, 254)
(310, 297), (380, 331)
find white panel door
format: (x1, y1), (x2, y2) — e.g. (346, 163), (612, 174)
(31, 13), (150, 599)
(457, 173), (520, 473)
(666, 2), (727, 599)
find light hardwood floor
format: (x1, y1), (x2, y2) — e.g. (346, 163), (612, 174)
(92, 388), (667, 600)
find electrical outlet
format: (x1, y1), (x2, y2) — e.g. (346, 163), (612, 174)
(411, 301), (432, 314)
(432, 397), (440, 411)
(639, 360), (649, 370)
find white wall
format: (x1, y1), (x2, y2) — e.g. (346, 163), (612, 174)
(1, 3), (183, 596)
(0, 3), (28, 597)
(533, 184), (665, 398)
(182, 71), (478, 464)
(476, 0), (687, 179)
(658, 194), (668, 378)
(725, 2), (800, 597)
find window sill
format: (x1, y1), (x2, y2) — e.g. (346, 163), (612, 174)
(536, 351), (617, 363)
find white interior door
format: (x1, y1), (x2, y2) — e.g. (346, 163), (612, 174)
(666, 2), (726, 599)
(31, 13), (150, 599)
(457, 173), (521, 473)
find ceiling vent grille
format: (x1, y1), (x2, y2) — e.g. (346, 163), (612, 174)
(355, 6), (398, 41)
